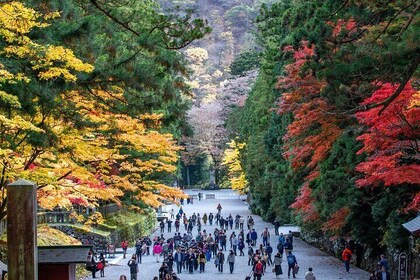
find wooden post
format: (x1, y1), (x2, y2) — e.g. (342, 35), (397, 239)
(6, 179), (38, 280)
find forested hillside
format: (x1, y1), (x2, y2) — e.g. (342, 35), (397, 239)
(226, 0), (420, 265)
(159, 0), (273, 187)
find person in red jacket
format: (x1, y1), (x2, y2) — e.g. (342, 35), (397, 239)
(122, 240), (129, 259)
(342, 246), (352, 273)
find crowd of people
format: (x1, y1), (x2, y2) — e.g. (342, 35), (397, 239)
(113, 202), (303, 280)
(87, 195), (392, 280)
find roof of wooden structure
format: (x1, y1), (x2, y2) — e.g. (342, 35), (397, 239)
(38, 246), (92, 264)
(403, 216), (420, 236)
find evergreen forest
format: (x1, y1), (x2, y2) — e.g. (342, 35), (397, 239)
(226, 0), (420, 264)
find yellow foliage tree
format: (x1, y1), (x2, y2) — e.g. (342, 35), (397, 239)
(222, 140), (248, 194)
(0, 2), (185, 221)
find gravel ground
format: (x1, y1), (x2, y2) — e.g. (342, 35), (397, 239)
(87, 190), (369, 280)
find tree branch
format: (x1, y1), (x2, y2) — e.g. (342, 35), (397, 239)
(348, 55), (419, 115)
(113, 48), (142, 69)
(377, 56), (420, 115)
(37, 170), (73, 189)
(324, 0), (351, 23)
(369, 1), (416, 48)
(84, 86), (142, 121)
(397, 2), (420, 39)
(90, 0), (140, 36)
(24, 148), (43, 170)
(0, 163), (6, 191)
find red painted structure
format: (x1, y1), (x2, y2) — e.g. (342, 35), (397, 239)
(38, 246), (92, 280)
(39, 264), (76, 280)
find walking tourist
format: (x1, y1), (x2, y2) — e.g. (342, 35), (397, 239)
(273, 252), (283, 278)
(248, 245), (254, 266)
(253, 258), (264, 280)
(167, 219), (172, 233)
(261, 228), (270, 247)
(239, 215), (245, 229)
(154, 242), (163, 263)
(304, 267), (316, 280)
(175, 219), (180, 232)
(98, 252), (105, 277)
(216, 250), (225, 273)
(159, 262), (169, 280)
(198, 250), (206, 273)
(231, 233), (238, 255)
(288, 231), (294, 248)
(287, 251), (298, 279)
(174, 248), (184, 274)
(127, 255), (138, 280)
(239, 237), (245, 256)
(135, 239), (142, 264)
(90, 252), (98, 278)
(251, 229), (258, 246)
(227, 250), (235, 274)
(284, 238), (292, 255)
(378, 254), (389, 271)
(342, 245), (352, 273)
(274, 220), (280, 235)
(266, 243), (273, 266)
(209, 213), (214, 225)
(122, 240), (129, 259)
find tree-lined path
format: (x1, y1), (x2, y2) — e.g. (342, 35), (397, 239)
(0, 1), (418, 279)
(91, 190), (369, 280)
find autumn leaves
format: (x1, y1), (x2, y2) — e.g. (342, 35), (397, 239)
(0, 2), (186, 222)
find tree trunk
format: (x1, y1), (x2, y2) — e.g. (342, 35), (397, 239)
(186, 165), (191, 188)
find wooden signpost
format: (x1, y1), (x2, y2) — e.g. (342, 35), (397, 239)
(6, 179), (38, 280)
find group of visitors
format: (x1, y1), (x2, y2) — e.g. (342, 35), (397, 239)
(342, 244), (391, 280)
(145, 203), (302, 280)
(87, 251), (106, 278)
(87, 199), (308, 280)
(90, 195), (396, 280)
(179, 196), (194, 205)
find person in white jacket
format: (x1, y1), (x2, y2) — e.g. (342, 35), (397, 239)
(305, 267), (316, 280)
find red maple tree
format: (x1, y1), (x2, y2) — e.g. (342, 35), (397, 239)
(276, 42), (342, 222)
(356, 82), (420, 210)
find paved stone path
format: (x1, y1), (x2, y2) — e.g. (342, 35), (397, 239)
(87, 190), (369, 280)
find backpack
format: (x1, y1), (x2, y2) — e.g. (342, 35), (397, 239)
(254, 262), (263, 274)
(287, 255), (295, 265)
